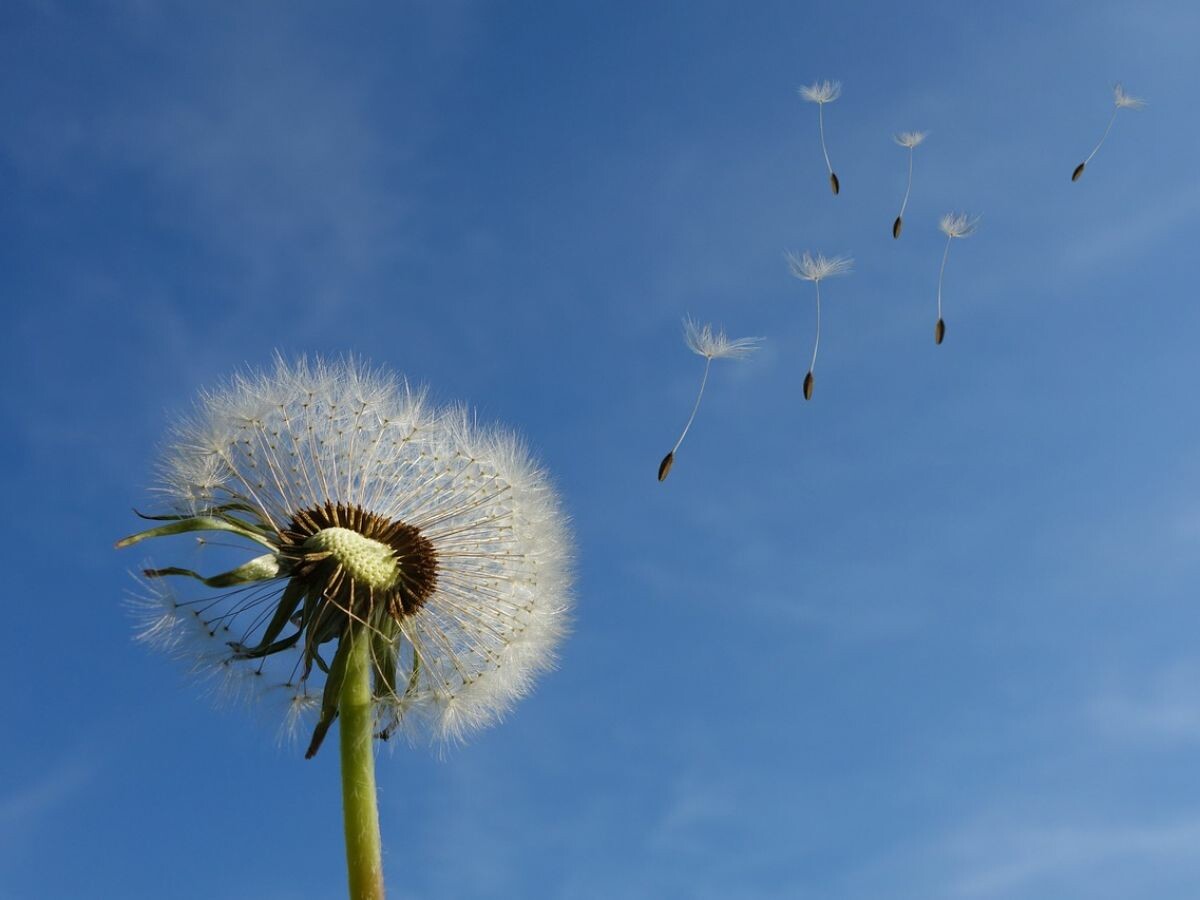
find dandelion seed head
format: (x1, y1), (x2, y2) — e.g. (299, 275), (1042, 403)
(786, 250), (854, 283)
(120, 356), (573, 752)
(1113, 83), (1146, 110)
(894, 130), (928, 148)
(939, 212), (981, 239)
(683, 318), (763, 361)
(799, 80), (841, 104)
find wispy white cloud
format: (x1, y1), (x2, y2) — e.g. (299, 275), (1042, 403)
(841, 806), (1200, 900)
(944, 815), (1200, 898)
(1057, 179), (1200, 277)
(0, 755), (97, 842)
(1088, 659), (1200, 745)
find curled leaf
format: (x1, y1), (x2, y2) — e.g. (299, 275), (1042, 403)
(115, 514), (277, 551)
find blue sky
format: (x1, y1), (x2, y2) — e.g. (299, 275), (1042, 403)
(3, 1), (1200, 897)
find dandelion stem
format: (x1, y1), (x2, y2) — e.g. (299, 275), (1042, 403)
(340, 627), (385, 900)
(898, 148), (914, 219)
(936, 234), (952, 320)
(810, 281), (822, 374)
(817, 103), (833, 175)
(671, 356), (713, 455)
(1084, 106), (1120, 165)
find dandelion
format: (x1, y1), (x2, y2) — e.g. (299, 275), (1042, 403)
(892, 131), (928, 238)
(786, 251), (853, 399)
(117, 357), (572, 900)
(934, 213), (980, 345)
(799, 80), (843, 194)
(1072, 83), (1145, 181)
(658, 318), (761, 481)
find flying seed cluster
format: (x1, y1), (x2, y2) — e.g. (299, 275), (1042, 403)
(656, 80), (1144, 482)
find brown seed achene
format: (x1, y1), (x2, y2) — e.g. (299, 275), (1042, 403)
(281, 501), (439, 620)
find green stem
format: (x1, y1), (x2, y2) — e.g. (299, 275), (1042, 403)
(340, 628), (385, 899)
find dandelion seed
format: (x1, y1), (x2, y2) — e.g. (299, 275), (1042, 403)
(935, 213), (980, 344)
(1072, 83), (1145, 181)
(117, 357), (573, 899)
(658, 319), (761, 481)
(799, 80), (843, 194)
(786, 251), (853, 398)
(892, 131), (928, 238)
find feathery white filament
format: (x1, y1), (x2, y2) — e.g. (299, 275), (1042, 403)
(786, 252), (851, 378)
(799, 80), (841, 104)
(939, 213), (980, 239)
(896, 131), (928, 222)
(786, 251), (854, 283)
(668, 319), (761, 457)
(1113, 83), (1145, 110)
(936, 213), (978, 321)
(1082, 84), (1145, 167)
(799, 82), (840, 179)
(683, 318), (762, 360)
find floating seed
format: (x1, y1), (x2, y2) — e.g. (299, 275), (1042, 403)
(935, 318), (946, 345)
(657, 451), (675, 482)
(829, 172), (840, 195)
(1071, 162), (1086, 181)
(893, 216), (903, 239)
(803, 370), (815, 400)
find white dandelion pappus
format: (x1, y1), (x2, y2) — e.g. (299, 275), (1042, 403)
(799, 80), (841, 104)
(1113, 83), (1146, 110)
(798, 80), (843, 194)
(1072, 82), (1146, 181)
(892, 131), (928, 239)
(893, 131), (927, 149)
(684, 318), (762, 360)
(658, 318), (762, 482)
(786, 250), (853, 283)
(934, 212), (980, 344)
(939, 212), (980, 239)
(785, 251), (853, 399)
(119, 357), (572, 756)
